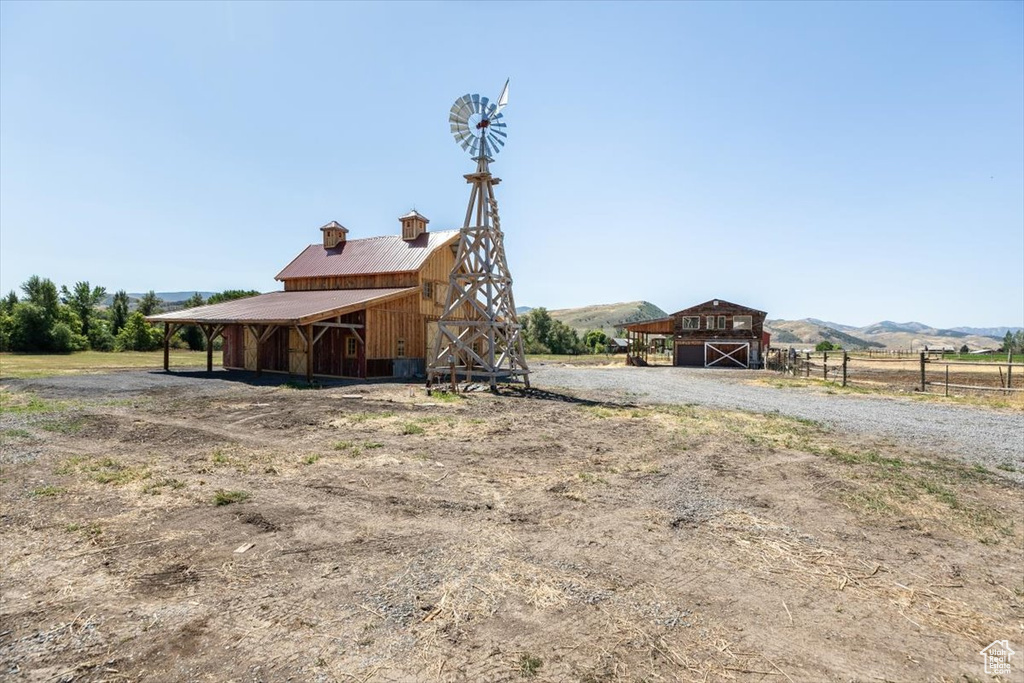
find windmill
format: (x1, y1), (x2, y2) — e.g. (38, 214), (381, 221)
(427, 80), (530, 391)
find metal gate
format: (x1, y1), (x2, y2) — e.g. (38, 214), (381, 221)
(704, 342), (749, 368)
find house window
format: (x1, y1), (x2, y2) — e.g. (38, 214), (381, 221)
(397, 338), (406, 357)
(733, 315), (752, 330)
(681, 316), (700, 330)
(706, 316), (716, 330)
(346, 337), (357, 356)
(423, 281), (433, 299)
(718, 315), (726, 329)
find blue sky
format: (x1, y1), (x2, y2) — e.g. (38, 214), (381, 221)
(1, 1), (1021, 328)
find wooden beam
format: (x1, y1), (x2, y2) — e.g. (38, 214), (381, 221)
(163, 322), (171, 372)
(305, 323), (313, 383)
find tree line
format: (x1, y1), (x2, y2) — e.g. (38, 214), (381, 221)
(0, 275), (257, 354)
(521, 307), (612, 355)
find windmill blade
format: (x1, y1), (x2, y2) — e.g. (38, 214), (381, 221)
(489, 128), (507, 139)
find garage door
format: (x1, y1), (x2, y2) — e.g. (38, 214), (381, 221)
(705, 342), (749, 368)
(675, 343), (704, 367)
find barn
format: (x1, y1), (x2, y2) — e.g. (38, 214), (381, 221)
(147, 213), (461, 381)
(623, 299), (769, 368)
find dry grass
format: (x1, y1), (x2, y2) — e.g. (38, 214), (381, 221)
(1, 380), (1020, 681)
(0, 349), (216, 379)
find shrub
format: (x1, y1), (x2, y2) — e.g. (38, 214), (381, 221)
(115, 312), (162, 351)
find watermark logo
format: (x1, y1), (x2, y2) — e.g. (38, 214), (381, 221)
(980, 640), (1015, 676)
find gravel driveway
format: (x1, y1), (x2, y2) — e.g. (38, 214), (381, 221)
(531, 363), (1024, 476)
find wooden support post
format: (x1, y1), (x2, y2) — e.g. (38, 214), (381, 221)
(254, 325), (264, 378)
(823, 351), (828, 381)
(163, 323), (171, 372)
(919, 351), (926, 392)
(306, 323), (313, 384)
(206, 332), (214, 372)
(945, 364), (949, 397)
(842, 351), (848, 387)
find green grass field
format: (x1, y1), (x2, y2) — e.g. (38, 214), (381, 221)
(0, 350), (219, 379)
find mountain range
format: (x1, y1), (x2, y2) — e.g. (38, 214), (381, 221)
(526, 301), (1018, 351)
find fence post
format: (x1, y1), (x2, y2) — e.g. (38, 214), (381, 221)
(919, 351), (926, 392)
(945, 364), (949, 397)
(823, 351), (828, 381)
(842, 351), (848, 387)
(805, 352), (810, 378)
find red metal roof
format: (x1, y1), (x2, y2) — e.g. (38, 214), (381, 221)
(146, 288), (415, 326)
(275, 230), (459, 281)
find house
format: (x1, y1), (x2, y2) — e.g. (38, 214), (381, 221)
(605, 338), (629, 353)
(623, 298), (768, 368)
(148, 213), (461, 380)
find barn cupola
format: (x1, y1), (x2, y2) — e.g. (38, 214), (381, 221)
(399, 210), (429, 241)
(320, 221), (349, 249)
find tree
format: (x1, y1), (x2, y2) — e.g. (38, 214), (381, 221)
(178, 292), (206, 351)
(0, 290), (17, 315)
(115, 312), (162, 351)
(584, 330), (608, 353)
(20, 275), (59, 320)
(110, 290), (130, 336)
(815, 340), (835, 352)
(207, 289), (260, 305)
(523, 308), (553, 350)
(9, 303), (54, 351)
(137, 291), (163, 316)
(60, 281), (107, 342)
(959, 344), (970, 355)
(547, 320), (584, 354)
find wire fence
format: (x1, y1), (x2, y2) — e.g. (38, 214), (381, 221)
(765, 350), (1023, 395)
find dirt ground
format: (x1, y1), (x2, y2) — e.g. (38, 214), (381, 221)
(1, 372), (1022, 682)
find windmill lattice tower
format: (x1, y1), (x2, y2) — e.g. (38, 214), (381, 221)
(427, 83), (530, 390)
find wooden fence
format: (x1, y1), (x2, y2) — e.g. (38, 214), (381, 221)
(765, 350), (1023, 395)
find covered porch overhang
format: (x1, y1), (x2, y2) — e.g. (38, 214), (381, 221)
(622, 317), (673, 366)
(146, 288), (416, 381)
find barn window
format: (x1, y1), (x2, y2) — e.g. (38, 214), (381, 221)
(423, 281), (433, 299)
(346, 337), (357, 356)
(733, 315), (752, 330)
(681, 316), (700, 330)
(706, 316), (716, 330)
(397, 338), (406, 357)
(718, 315), (726, 329)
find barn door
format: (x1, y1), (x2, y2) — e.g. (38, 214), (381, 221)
(705, 342), (749, 368)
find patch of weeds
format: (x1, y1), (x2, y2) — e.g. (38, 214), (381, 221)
(38, 418), (85, 434)
(283, 380), (321, 390)
(211, 449), (230, 465)
(214, 489), (251, 506)
(65, 521), (102, 538)
(142, 478), (186, 495)
(264, 465), (279, 475)
(996, 462), (1018, 473)
(402, 423), (425, 435)
(578, 472), (609, 486)
(363, 441), (384, 449)
(303, 454), (321, 465)
(416, 416), (441, 424)
(1, 428), (32, 439)
(431, 392), (462, 403)
(54, 455), (88, 475)
(88, 458), (150, 485)
(564, 492), (587, 503)
(468, 418), (486, 425)
(333, 441), (355, 450)
(519, 653), (543, 678)
(31, 485), (64, 497)
(349, 411), (396, 423)
(0, 392), (62, 414)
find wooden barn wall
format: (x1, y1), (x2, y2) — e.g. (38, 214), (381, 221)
(283, 273), (418, 291)
(672, 302), (765, 340)
(222, 325), (245, 369)
(365, 294), (424, 360)
(417, 243), (457, 318)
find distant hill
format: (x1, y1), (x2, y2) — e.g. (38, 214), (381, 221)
(546, 301), (667, 337)
(130, 291), (217, 303)
(765, 319), (1005, 351)
(951, 326), (1023, 337)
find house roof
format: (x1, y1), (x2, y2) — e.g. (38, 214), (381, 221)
(146, 288), (416, 326)
(671, 299), (767, 317)
(275, 229), (459, 281)
(622, 317), (674, 334)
